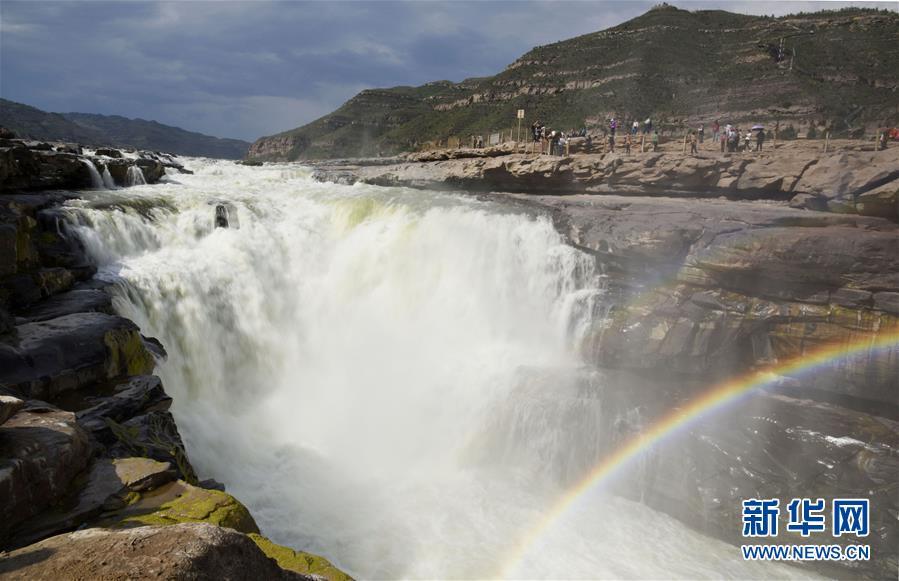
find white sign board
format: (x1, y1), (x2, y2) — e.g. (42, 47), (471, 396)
(517, 109), (525, 119)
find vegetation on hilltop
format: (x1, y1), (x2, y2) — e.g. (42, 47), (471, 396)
(250, 6), (898, 160)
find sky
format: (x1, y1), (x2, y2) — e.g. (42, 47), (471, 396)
(1, 1), (894, 141)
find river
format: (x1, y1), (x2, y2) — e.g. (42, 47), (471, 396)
(63, 158), (808, 579)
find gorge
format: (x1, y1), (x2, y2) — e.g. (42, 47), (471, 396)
(1, 1), (897, 576)
(1, 148), (896, 578)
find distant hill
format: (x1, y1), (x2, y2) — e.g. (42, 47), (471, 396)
(249, 5), (899, 160)
(0, 99), (250, 159)
(0, 99), (104, 144)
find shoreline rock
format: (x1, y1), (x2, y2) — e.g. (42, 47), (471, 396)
(0, 523), (320, 581)
(312, 145), (899, 222)
(1, 134), (187, 192)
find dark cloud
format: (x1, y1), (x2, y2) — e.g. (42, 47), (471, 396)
(1, 1), (892, 140)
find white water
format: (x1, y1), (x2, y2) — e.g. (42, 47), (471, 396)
(80, 158), (104, 189)
(101, 165), (118, 189)
(64, 159), (809, 579)
(126, 165), (146, 186)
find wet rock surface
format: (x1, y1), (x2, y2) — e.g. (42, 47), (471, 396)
(0, 407), (91, 544)
(0, 523), (318, 581)
(0, 140), (172, 192)
(0, 312), (156, 400)
(624, 390), (899, 580)
(500, 193), (899, 414)
(18, 286), (113, 322)
(0, 395), (23, 426)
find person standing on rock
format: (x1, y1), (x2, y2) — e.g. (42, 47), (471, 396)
(632, 120), (640, 135)
(698, 124), (705, 144)
(712, 120), (720, 143)
(729, 128), (739, 152)
(644, 117), (652, 135)
(608, 133), (616, 153)
(756, 128), (766, 152)
(689, 131), (698, 155)
(651, 129), (659, 151)
(624, 133), (632, 154)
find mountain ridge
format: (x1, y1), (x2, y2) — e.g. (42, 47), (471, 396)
(248, 5), (899, 161)
(0, 99), (250, 159)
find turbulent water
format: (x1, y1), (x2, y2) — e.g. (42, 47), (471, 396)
(65, 159), (808, 579)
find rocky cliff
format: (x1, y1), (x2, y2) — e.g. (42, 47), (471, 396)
(249, 5), (899, 160)
(501, 192), (898, 579)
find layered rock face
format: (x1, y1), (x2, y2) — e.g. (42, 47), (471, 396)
(313, 144), (899, 222)
(490, 194), (897, 578)
(0, 173), (352, 580)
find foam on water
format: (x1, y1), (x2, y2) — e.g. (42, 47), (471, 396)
(126, 165), (146, 186)
(64, 158), (810, 579)
(80, 158), (104, 189)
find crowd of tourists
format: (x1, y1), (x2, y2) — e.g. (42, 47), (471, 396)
(528, 116), (662, 155)
(528, 121), (589, 155)
(464, 116), (891, 155)
(707, 119), (766, 153)
(525, 114), (774, 156)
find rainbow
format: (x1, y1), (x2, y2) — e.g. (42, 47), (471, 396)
(498, 330), (899, 577)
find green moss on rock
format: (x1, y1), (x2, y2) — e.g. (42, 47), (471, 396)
(103, 328), (155, 377)
(113, 481), (259, 534)
(248, 533), (353, 581)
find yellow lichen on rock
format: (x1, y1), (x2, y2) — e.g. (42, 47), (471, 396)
(248, 533), (354, 581)
(96, 477), (352, 580)
(110, 480), (259, 534)
(103, 327), (156, 377)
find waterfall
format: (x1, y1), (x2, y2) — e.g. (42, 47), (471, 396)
(126, 165), (146, 186)
(80, 158), (104, 188)
(101, 165), (117, 189)
(63, 158), (803, 580)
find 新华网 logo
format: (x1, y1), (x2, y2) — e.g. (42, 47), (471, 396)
(740, 498), (870, 562)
